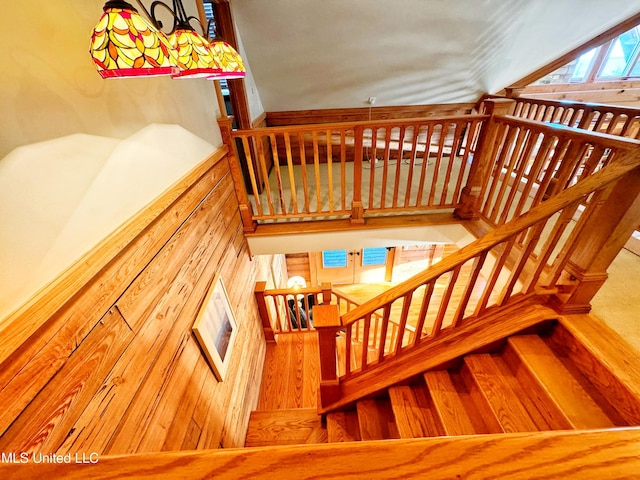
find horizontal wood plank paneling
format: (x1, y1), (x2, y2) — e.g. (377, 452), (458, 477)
(0, 308), (134, 454)
(0, 147), (228, 369)
(266, 104), (476, 126)
(0, 152), (226, 437)
(0, 147), (268, 456)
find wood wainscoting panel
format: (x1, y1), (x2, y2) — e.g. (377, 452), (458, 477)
(0, 148), (268, 456)
(0, 152), (225, 438)
(0, 308), (134, 455)
(266, 104), (477, 126)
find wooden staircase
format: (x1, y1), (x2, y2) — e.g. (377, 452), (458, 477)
(245, 315), (640, 447)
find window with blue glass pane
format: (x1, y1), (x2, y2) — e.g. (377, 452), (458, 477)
(322, 250), (348, 268)
(599, 27), (640, 78)
(362, 248), (387, 266)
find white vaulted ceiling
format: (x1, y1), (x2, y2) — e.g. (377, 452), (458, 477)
(231, 0), (640, 112)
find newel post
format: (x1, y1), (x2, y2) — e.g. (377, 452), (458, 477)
(217, 116), (257, 233)
(350, 125), (365, 225)
(455, 98), (516, 220)
(321, 282), (332, 304)
(314, 304), (342, 407)
(255, 281), (276, 343)
(550, 166), (640, 313)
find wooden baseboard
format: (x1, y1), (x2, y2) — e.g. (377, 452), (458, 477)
(266, 103), (477, 126)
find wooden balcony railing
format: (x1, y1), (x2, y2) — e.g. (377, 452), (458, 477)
(219, 98), (640, 234)
(315, 145), (640, 408)
(483, 95), (640, 139)
(254, 282), (332, 339)
(255, 284), (412, 358)
(228, 115), (487, 227)
(473, 114), (640, 228)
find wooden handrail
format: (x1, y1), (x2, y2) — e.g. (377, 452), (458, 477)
(497, 114), (640, 148)
(341, 148), (640, 327)
(4, 428), (639, 479)
(231, 114), (489, 136)
(482, 94), (640, 140)
(484, 93), (640, 118)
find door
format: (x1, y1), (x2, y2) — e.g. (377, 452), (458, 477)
(315, 248), (390, 284)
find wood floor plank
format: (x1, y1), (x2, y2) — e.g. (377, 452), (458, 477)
(327, 411), (361, 443)
(257, 342), (279, 410)
(491, 354), (555, 431)
(388, 386), (432, 438)
(245, 409), (327, 447)
(463, 354), (538, 433)
(506, 335), (614, 429)
(258, 332), (321, 411)
(424, 370), (478, 436)
(302, 333), (320, 408)
(287, 334), (305, 409)
(271, 335), (293, 410)
(410, 384), (444, 437)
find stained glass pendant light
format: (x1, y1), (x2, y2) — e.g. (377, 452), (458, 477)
(90, 0), (180, 78)
(208, 41), (246, 79)
(169, 25), (222, 78)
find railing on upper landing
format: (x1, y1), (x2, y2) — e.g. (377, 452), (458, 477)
(220, 115), (487, 230)
(219, 98), (640, 234)
(481, 94), (640, 140)
(464, 111), (640, 229)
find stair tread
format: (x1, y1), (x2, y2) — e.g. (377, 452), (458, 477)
(549, 318), (640, 425)
(245, 409), (327, 447)
(491, 353), (556, 431)
(327, 411), (361, 442)
(507, 335), (614, 429)
(464, 354), (538, 433)
(388, 385), (438, 438)
(357, 399), (399, 441)
(424, 371), (478, 436)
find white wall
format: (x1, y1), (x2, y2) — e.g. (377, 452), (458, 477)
(0, 0), (223, 159)
(232, 0), (640, 111)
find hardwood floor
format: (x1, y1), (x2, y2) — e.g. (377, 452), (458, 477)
(257, 332), (320, 410)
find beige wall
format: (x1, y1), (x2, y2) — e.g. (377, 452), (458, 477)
(0, 1), (222, 159)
